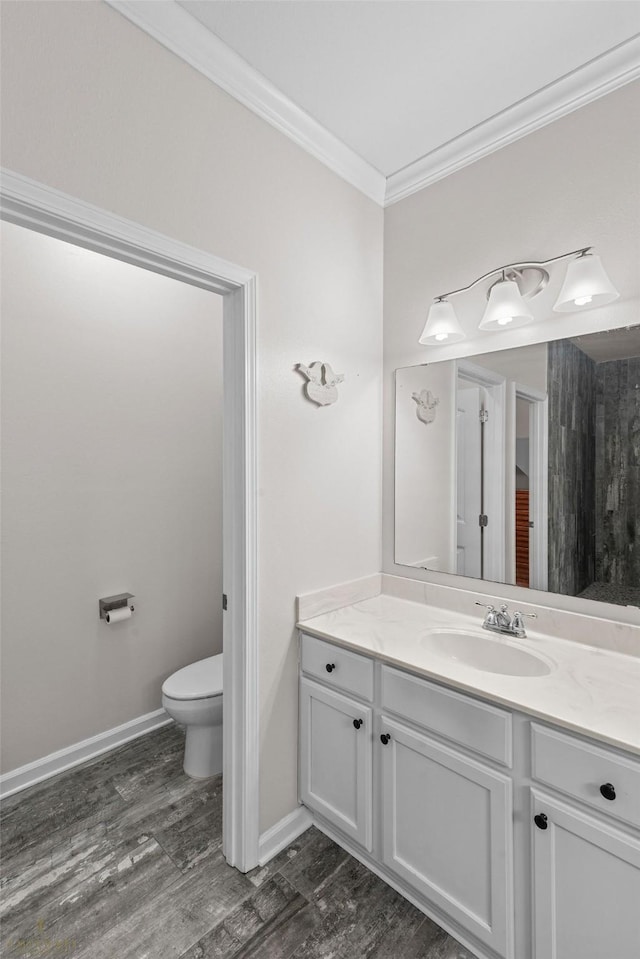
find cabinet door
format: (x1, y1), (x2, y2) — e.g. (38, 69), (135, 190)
(380, 717), (513, 958)
(532, 790), (640, 959)
(299, 677), (372, 851)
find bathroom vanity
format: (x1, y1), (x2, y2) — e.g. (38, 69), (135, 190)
(297, 594), (640, 959)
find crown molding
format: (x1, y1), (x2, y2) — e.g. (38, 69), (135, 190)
(385, 34), (640, 206)
(105, 3), (639, 210)
(105, 0), (386, 205)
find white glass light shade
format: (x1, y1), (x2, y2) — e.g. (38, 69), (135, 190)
(419, 300), (465, 345)
(478, 279), (534, 332)
(553, 253), (619, 312)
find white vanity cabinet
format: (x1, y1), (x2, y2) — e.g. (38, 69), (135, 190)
(530, 724), (640, 959)
(379, 717), (513, 957)
(299, 635), (374, 851)
(379, 664), (514, 958)
(298, 631), (640, 959)
(299, 633), (514, 958)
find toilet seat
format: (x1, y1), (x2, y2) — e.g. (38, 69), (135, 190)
(162, 654), (223, 701)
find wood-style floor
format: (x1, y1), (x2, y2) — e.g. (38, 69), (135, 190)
(1, 725), (473, 958)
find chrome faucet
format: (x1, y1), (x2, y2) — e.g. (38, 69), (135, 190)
(475, 602), (537, 638)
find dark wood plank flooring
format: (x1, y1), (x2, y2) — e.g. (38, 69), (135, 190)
(1, 726), (473, 958)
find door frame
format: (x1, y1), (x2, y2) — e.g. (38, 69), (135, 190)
(455, 360), (507, 584)
(455, 383), (484, 578)
(0, 169), (260, 872)
(511, 383), (548, 592)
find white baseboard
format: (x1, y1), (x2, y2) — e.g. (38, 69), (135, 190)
(0, 709), (172, 800)
(257, 804), (313, 866)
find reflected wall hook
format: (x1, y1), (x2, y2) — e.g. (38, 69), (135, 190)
(412, 389), (439, 424)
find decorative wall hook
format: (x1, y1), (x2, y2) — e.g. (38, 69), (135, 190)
(296, 361), (344, 407)
(412, 389), (439, 424)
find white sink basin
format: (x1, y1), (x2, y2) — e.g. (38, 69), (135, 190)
(424, 628), (553, 677)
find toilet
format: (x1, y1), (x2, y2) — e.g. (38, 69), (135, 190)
(161, 653), (223, 779)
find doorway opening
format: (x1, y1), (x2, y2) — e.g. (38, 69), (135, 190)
(512, 384), (548, 592)
(0, 171), (259, 872)
(515, 397), (531, 587)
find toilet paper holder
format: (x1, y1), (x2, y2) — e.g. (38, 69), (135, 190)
(99, 592), (135, 620)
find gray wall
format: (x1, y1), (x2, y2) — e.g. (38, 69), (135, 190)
(548, 341), (596, 595)
(595, 357), (640, 586)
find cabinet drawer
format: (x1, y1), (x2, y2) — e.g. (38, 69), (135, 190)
(300, 634), (374, 702)
(381, 665), (512, 767)
(531, 724), (640, 830)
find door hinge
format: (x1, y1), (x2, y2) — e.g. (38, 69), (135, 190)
(222, 594), (228, 611)
(479, 409), (489, 423)
(479, 514), (489, 527)
(528, 521), (534, 528)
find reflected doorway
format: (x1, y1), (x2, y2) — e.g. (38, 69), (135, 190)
(515, 397), (531, 587)
(455, 361), (506, 584)
(512, 384), (548, 592)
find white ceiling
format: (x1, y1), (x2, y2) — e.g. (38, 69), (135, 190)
(109, 1), (640, 203)
(177, 0), (640, 178)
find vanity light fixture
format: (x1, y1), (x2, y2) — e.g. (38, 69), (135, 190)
(419, 247), (619, 346)
(478, 274), (534, 331)
(418, 299), (465, 345)
(553, 250), (619, 312)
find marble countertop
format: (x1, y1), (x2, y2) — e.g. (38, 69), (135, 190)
(297, 595), (640, 757)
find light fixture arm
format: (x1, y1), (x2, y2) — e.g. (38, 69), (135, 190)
(434, 247), (592, 302)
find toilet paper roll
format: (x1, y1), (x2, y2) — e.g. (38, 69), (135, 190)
(105, 605), (133, 625)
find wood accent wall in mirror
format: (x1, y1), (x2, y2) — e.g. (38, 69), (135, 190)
(395, 326), (640, 607)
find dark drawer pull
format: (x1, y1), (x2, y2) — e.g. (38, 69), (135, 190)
(325, 663), (335, 673)
(534, 813), (548, 830)
(353, 718), (363, 730)
(380, 734), (391, 745)
(600, 782), (616, 801)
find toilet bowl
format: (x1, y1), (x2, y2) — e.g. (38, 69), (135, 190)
(162, 653), (223, 779)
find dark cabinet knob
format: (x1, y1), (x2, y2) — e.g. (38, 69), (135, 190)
(353, 718), (363, 729)
(380, 734), (391, 745)
(325, 663), (335, 673)
(600, 782), (616, 801)
(534, 813), (548, 830)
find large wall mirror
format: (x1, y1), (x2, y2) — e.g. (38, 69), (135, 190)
(395, 326), (640, 608)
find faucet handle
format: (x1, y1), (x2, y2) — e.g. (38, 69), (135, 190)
(512, 610), (537, 624)
(475, 602), (498, 626)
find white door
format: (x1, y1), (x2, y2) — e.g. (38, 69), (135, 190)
(457, 386), (482, 577)
(532, 790), (640, 959)
(299, 678), (373, 851)
(380, 717), (513, 958)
